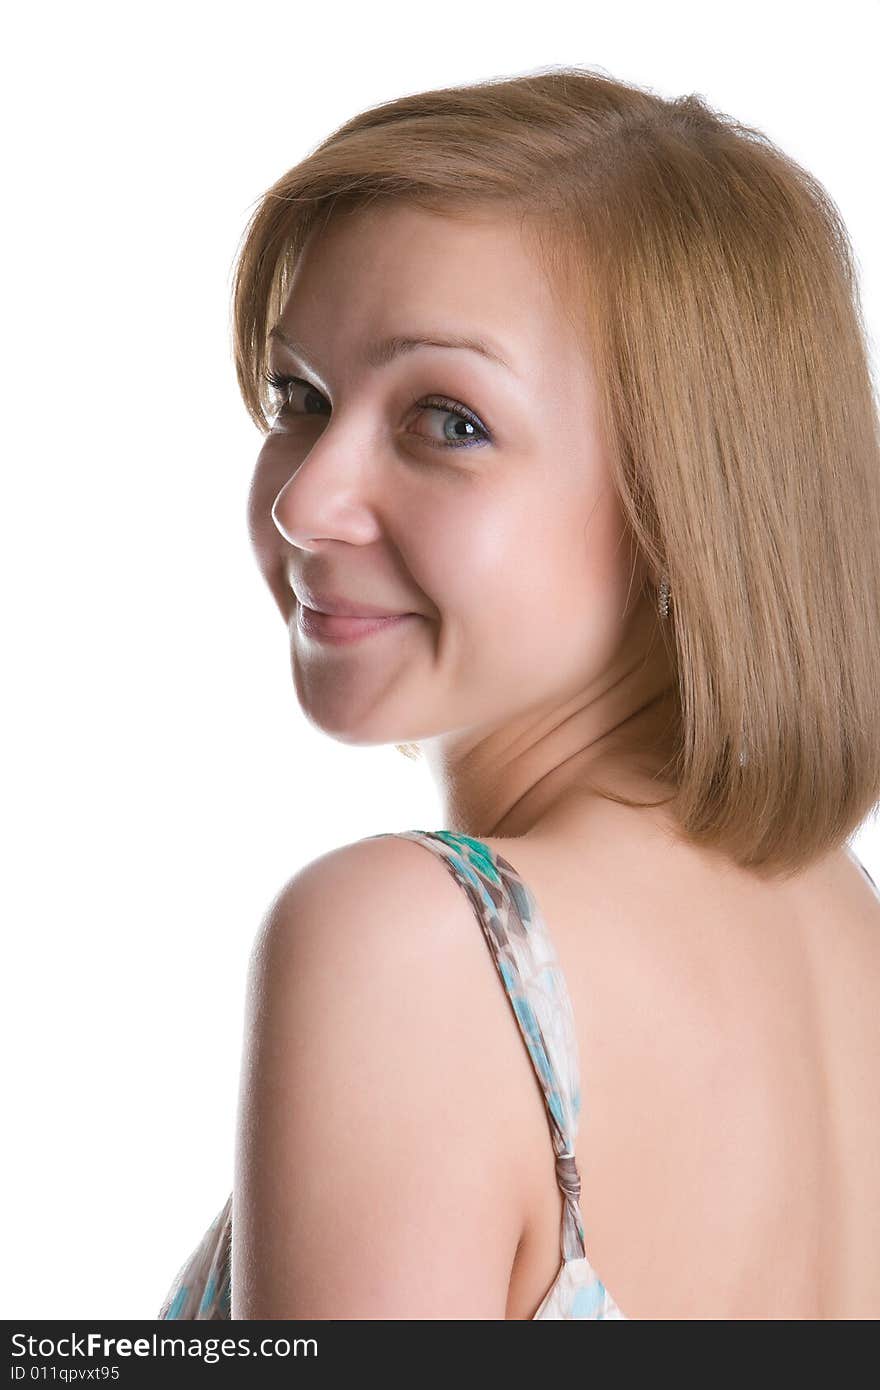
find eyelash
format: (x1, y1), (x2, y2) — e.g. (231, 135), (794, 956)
(261, 370), (491, 451)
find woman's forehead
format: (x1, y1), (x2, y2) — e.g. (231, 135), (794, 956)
(280, 203), (589, 381)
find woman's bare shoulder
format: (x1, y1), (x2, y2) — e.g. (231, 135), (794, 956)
(235, 830), (532, 1317)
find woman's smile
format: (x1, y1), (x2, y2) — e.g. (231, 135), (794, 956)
(297, 604), (419, 645)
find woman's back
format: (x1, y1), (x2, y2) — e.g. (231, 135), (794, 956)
(489, 794), (880, 1319)
(157, 795), (880, 1321)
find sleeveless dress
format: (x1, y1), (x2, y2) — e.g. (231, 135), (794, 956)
(156, 830), (880, 1322)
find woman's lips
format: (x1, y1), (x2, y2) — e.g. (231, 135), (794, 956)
(297, 604), (416, 644)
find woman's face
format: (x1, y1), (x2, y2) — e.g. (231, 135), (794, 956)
(247, 201), (653, 755)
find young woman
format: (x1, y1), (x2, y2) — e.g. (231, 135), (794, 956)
(158, 65), (880, 1320)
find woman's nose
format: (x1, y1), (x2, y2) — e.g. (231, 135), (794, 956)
(269, 439), (384, 550)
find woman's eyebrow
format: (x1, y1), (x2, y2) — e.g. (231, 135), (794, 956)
(267, 323), (517, 377)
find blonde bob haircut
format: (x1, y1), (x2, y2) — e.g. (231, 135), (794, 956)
(230, 64), (880, 880)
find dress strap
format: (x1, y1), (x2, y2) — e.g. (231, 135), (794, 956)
(372, 829), (587, 1264)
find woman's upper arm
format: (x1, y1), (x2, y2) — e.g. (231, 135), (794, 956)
(232, 835), (528, 1319)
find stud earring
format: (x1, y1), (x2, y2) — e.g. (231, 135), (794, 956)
(658, 574), (671, 618)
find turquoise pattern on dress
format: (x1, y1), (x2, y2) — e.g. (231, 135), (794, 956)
(156, 828), (630, 1320)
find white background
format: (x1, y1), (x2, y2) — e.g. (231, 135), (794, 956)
(4, 0), (879, 1319)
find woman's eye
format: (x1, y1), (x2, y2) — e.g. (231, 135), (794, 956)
(264, 372), (330, 418)
(262, 371), (490, 451)
(408, 399), (490, 450)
